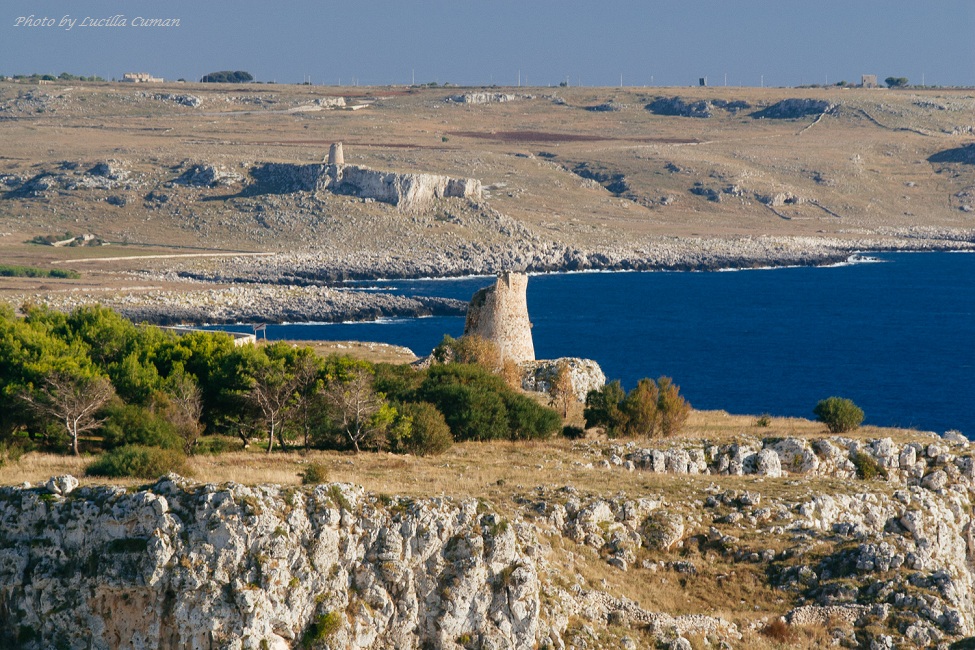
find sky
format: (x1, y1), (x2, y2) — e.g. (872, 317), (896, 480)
(2, 1), (974, 88)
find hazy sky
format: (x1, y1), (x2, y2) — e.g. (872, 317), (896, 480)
(2, 1), (973, 87)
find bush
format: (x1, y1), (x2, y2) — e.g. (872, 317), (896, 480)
(194, 435), (240, 455)
(657, 376), (691, 437)
(760, 618), (794, 643)
(393, 402), (453, 456)
(503, 393), (561, 441)
(583, 381), (627, 436)
(852, 451), (888, 480)
(86, 445), (187, 479)
(302, 611), (341, 647)
(562, 425), (585, 439)
(300, 462), (329, 485)
(101, 403), (183, 450)
(814, 397), (864, 433)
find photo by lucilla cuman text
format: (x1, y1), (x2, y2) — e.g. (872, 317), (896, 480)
(13, 14), (180, 30)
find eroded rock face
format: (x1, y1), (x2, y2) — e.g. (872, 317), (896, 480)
(246, 162), (482, 211)
(329, 165), (482, 212)
(0, 480), (540, 650)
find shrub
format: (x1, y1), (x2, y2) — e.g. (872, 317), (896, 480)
(756, 414), (772, 427)
(562, 425), (585, 439)
(300, 462), (329, 485)
(852, 451), (888, 481)
(814, 397), (864, 433)
(503, 393), (561, 441)
(583, 381), (627, 436)
(760, 618), (794, 643)
(194, 435), (240, 455)
(302, 611), (341, 647)
(393, 402), (453, 456)
(620, 378), (659, 437)
(101, 403), (183, 450)
(86, 445), (188, 478)
(656, 376), (691, 437)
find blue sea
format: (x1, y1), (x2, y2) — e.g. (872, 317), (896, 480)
(217, 252), (975, 436)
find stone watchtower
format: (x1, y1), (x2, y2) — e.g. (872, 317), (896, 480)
(327, 142), (344, 166)
(464, 272), (535, 364)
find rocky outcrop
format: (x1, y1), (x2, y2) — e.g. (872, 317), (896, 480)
(646, 97), (750, 118)
(447, 93), (525, 104)
(5, 428), (975, 648)
(751, 98), (834, 119)
(152, 93), (202, 108)
(0, 478), (541, 649)
(464, 272), (535, 364)
(521, 357), (606, 401)
(175, 164), (244, 187)
(327, 165), (482, 212)
(247, 162), (482, 211)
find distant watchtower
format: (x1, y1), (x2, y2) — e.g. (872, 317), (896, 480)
(464, 272), (535, 364)
(327, 142), (344, 166)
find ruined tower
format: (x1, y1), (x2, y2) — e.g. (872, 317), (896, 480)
(327, 142), (344, 166)
(464, 272), (535, 364)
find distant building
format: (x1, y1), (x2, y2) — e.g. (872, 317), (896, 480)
(861, 74), (878, 88)
(699, 77), (708, 87)
(122, 73), (164, 83)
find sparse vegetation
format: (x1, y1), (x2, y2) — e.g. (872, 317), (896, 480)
(302, 611), (341, 647)
(300, 462), (329, 485)
(0, 265), (79, 279)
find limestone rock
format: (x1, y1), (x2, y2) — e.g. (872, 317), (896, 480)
(44, 474), (79, 496)
(642, 512), (684, 551)
(755, 449), (782, 478)
(176, 164), (243, 187)
(751, 98), (834, 119)
(521, 357), (606, 401)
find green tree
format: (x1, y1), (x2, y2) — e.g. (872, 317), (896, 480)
(504, 393), (561, 440)
(583, 380), (627, 436)
(244, 343), (320, 453)
(158, 366), (205, 454)
(814, 397), (864, 433)
(418, 363), (511, 441)
(885, 76), (908, 88)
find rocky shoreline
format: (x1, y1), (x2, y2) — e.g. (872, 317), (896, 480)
(179, 231), (975, 285)
(7, 231), (974, 326)
(6, 284), (467, 326)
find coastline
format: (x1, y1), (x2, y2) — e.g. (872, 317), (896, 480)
(6, 235), (975, 325)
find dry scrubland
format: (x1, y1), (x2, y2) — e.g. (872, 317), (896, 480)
(0, 81), (973, 321)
